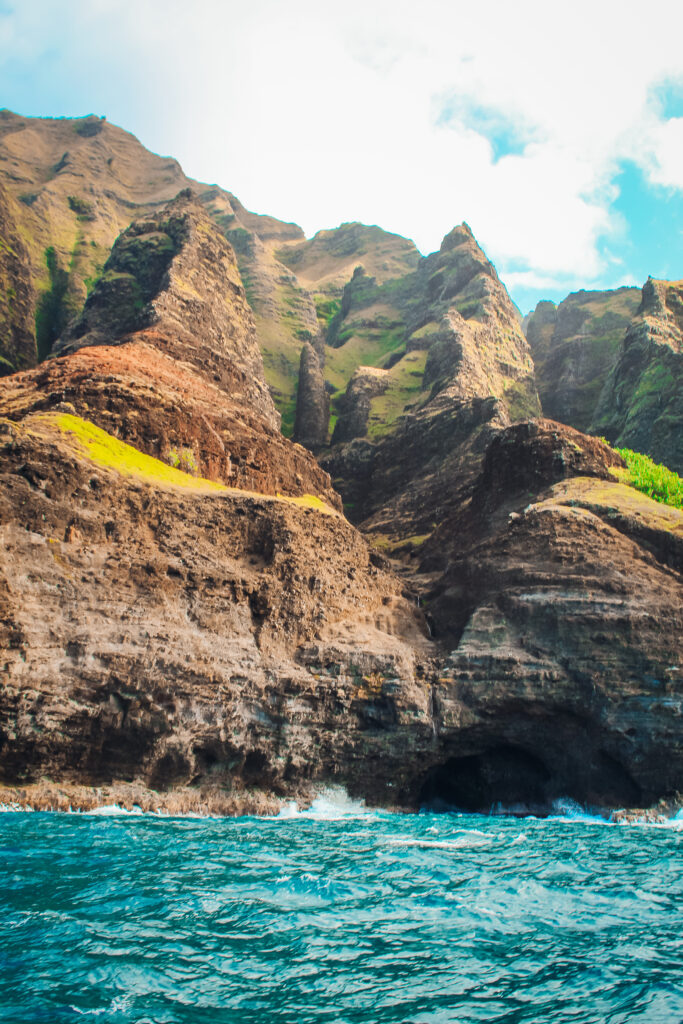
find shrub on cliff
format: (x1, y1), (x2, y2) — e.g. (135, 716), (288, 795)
(615, 447), (683, 509)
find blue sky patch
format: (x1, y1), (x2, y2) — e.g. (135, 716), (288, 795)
(649, 79), (683, 120)
(437, 96), (533, 162)
(607, 160), (683, 283)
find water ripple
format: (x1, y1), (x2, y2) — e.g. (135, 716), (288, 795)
(0, 804), (681, 1023)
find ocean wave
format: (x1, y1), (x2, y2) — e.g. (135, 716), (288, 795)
(84, 803), (145, 817)
(277, 786), (373, 820)
(386, 836), (493, 851)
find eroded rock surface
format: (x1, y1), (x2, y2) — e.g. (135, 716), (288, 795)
(1, 408), (680, 814)
(0, 115), (681, 818)
(0, 180), (36, 374)
(592, 278), (683, 472)
(55, 191), (278, 429)
(525, 288), (640, 433)
(293, 341), (329, 452)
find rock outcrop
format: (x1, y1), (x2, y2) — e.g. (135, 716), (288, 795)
(331, 366), (390, 444)
(0, 409), (432, 808)
(324, 224), (540, 543)
(525, 287), (641, 433)
(54, 191), (278, 430)
(0, 111), (320, 432)
(416, 420), (683, 810)
(591, 278), (683, 473)
(277, 221), (420, 293)
(293, 341), (329, 451)
(0, 180), (35, 373)
(1, 413), (680, 815)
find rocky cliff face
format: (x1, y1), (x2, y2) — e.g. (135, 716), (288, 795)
(591, 278), (683, 473)
(0, 180), (36, 374)
(0, 194), (337, 507)
(525, 287), (641, 433)
(277, 221), (420, 293)
(0, 111), (319, 432)
(416, 423), (682, 810)
(55, 191), (278, 429)
(1, 410), (680, 815)
(323, 224), (540, 544)
(0, 113), (681, 818)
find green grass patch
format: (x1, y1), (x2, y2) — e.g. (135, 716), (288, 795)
(314, 294), (342, 327)
(613, 447), (683, 509)
(57, 413), (226, 492)
(367, 350), (428, 439)
(325, 322), (406, 393)
(51, 413), (337, 512)
(67, 196), (95, 221)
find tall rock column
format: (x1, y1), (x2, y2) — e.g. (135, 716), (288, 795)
(293, 340), (329, 451)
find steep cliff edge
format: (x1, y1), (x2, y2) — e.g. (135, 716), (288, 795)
(0, 111), (316, 431)
(1, 414), (680, 814)
(0, 179), (35, 373)
(591, 278), (683, 473)
(0, 194), (338, 507)
(525, 287), (641, 433)
(323, 224), (540, 543)
(54, 191), (278, 429)
(416, 420), (682, 810)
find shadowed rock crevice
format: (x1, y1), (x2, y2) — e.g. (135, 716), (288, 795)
(418, 741), (643, 813)
(419, 745), (551, 811)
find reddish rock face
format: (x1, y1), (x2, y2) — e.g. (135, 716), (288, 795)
(54, 191), (279, 430)
(0, 341), (340, 508)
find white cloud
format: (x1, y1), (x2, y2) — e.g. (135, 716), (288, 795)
(1, 0), (682, 294)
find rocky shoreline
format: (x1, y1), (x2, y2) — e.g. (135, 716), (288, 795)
(2, 781), (681, 826)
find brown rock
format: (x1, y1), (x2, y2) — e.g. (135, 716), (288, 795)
(0, 180), (36, 373)
(54, 191), (278, 429)
(293, 341), (329, 451)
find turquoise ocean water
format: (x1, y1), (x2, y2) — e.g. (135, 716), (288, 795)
(1, 791), (681, 1023)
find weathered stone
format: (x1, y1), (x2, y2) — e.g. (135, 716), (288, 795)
(592, 278), (683, 472)
(293, 341), (329, 451)
(0, 180), (36, 374)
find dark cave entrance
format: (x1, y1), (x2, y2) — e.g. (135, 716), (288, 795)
(419, 744), (551, 812)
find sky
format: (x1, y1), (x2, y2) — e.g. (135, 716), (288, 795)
(0, 0), (682, 312)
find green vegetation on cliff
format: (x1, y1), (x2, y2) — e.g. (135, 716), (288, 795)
(51, 412), (336, 513)
(613, 447), (683, 510)
(35, 246), (69, 360)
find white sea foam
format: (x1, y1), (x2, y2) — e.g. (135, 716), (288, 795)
(387, 835), (492, 851)
(277, 786), (372, 820)
(70, 995), (131, 1016)
(84, 803), (144, 817)
(546, 798), (611, 825)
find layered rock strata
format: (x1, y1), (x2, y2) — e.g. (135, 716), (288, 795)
(1, 409), (680, 814)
